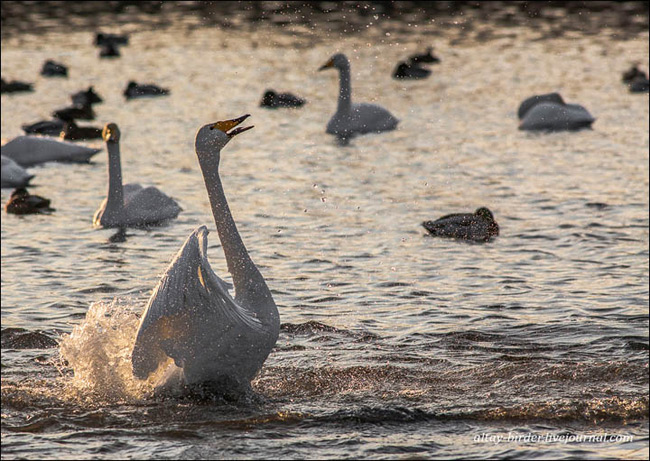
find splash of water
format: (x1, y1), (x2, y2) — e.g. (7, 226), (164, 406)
(58, 298), (161, 403)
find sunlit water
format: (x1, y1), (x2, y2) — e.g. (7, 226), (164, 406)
(1, 11), (649, 460)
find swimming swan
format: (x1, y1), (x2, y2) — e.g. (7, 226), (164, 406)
(518, 93), (595, 132)
(1, 136), (100, 167)
(93, 123), (181, 228)
(131, 115), (279, 392)
(319, 53), (399, 140)
(1, 155), (34, 188)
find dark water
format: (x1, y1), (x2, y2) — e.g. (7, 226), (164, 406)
(1, 2), (649, 459)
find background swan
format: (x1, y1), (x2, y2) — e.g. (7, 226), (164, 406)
(518, 93), (595, 131)
(319, 53), (399, 140)
(1, 155), (34, 188)
(1, 136), (100, 167)
(131, 115), (280, 393)
(93, 123), (181, 228)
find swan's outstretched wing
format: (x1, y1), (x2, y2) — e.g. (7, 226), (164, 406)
(123, 183), (181, 225)
(131, 226), (264, 380)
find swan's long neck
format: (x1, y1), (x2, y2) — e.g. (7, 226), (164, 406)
(104, 141), (124, 219)
(336, 63), (352, 115)
(197, 152), (270, 299)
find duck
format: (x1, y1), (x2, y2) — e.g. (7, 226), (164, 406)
(319, 53), (399, 141)
(131, 115), (279, 395)
(52, 101), (96, 121)
(99, 42), (121, 58)
(1, 136), (101, 167)
(622, 64), (646, 84)
(40, 60), (68, 77)
(95, 32), (129, 47)
(392, 61), (431, 80)
(123, 81), (170, 99)
(422, 207), (499, 242)
(93, 123), (181, 228)
(4, 188), (54, 215)
(629, 75), (649, 93)
(260, 89), (306, 108)
(71, 86), (103, 106)
(1, 155), (34, 188)
(408, 47), (441, 64)
(22, 118), (68, 137)
(1, 78), (33, 94)
(60, 120), (103, 141)
(518, 93), (595, 132)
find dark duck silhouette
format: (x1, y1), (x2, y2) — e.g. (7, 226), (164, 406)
(95, 32), (129, 47)
(422, 207), (499, 242)
(52, 101), (96, 121)
(40, 60), (68, 77)
(622, 64), (646, 84)
(408, 47), (441, 64)
(59, 120), (103, 141)
(1, 78), (33, 93)
(260, 90), (306, 108)
(4, 188), (55, 215)
(99, 42), (121, 58)
(22, 116), (71, 136)
(393, 61), (431, 80)
(518, 93), (595, 132)
(124, 81), (170, 99)
(71, 86), (103, 106)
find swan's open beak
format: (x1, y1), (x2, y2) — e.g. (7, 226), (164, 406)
(318, 58), (334, 71)
(211, 115), (254, 137)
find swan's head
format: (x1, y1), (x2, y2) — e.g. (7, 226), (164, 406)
(475, 207), (495, 222)
(319, 53), (349, 71)
(103, 123), (121, 143)
(195, 115), (253, 159)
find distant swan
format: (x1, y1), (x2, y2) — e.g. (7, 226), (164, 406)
(319, 53), (399, 140)
(518, 93), (595, 132)
(93, 123), (181, 228)
(1, 155), (34, 188)
(131, 115), (279, 393)
(1, 136), (100, 167)
(422, 207), (499, 242)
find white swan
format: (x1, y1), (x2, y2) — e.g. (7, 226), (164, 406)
(93, 123), (181, 228)
(131, 115), (279, 392)
(1, 136), (101, 167)
(1, 155), (34, 188)
(319, 53), (399, 140)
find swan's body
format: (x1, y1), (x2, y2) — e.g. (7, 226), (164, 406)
(319, 53), (399, 140)
(93, 123), (181, 228)
(1, 136), (100, 167)
(422, 207), (499, 242)
(131, 115), (279, 392)
(1, 155), (34, 188)
(518, 93), (595, 132)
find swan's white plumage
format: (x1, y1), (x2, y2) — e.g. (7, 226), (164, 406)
(131, 116), (279, 390)
(93, 123), (181, 228)
(320, 53), (399, 139)
(1, 136), (101, 167)
(1, 155), (34, 188)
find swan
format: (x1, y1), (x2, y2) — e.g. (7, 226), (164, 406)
(319, 53), (399, 140)
(93, 123), (181, 228)
(422, 207), (499, 242)
(1, 136), (100, 167)
(131, 115), (279, 393)
(4, 188), (54, 215)
(518, 93), (595, 132)
(1, 155), (34, 188)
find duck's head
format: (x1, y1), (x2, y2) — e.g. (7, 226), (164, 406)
(103, 123), (121, 143)
(195, 115), (253, 161)
(319, 53), (349, 71)
(475, 207), (495, 222)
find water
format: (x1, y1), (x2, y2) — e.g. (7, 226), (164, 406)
(2, 4), (649, 459)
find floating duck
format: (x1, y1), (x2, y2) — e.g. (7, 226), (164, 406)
(422, 207), (499, 242)
(40, 60), (68, 77)
(260, 90), (306, 108)
(4, 188), (55, 215)
(124, 81), (170, 99)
